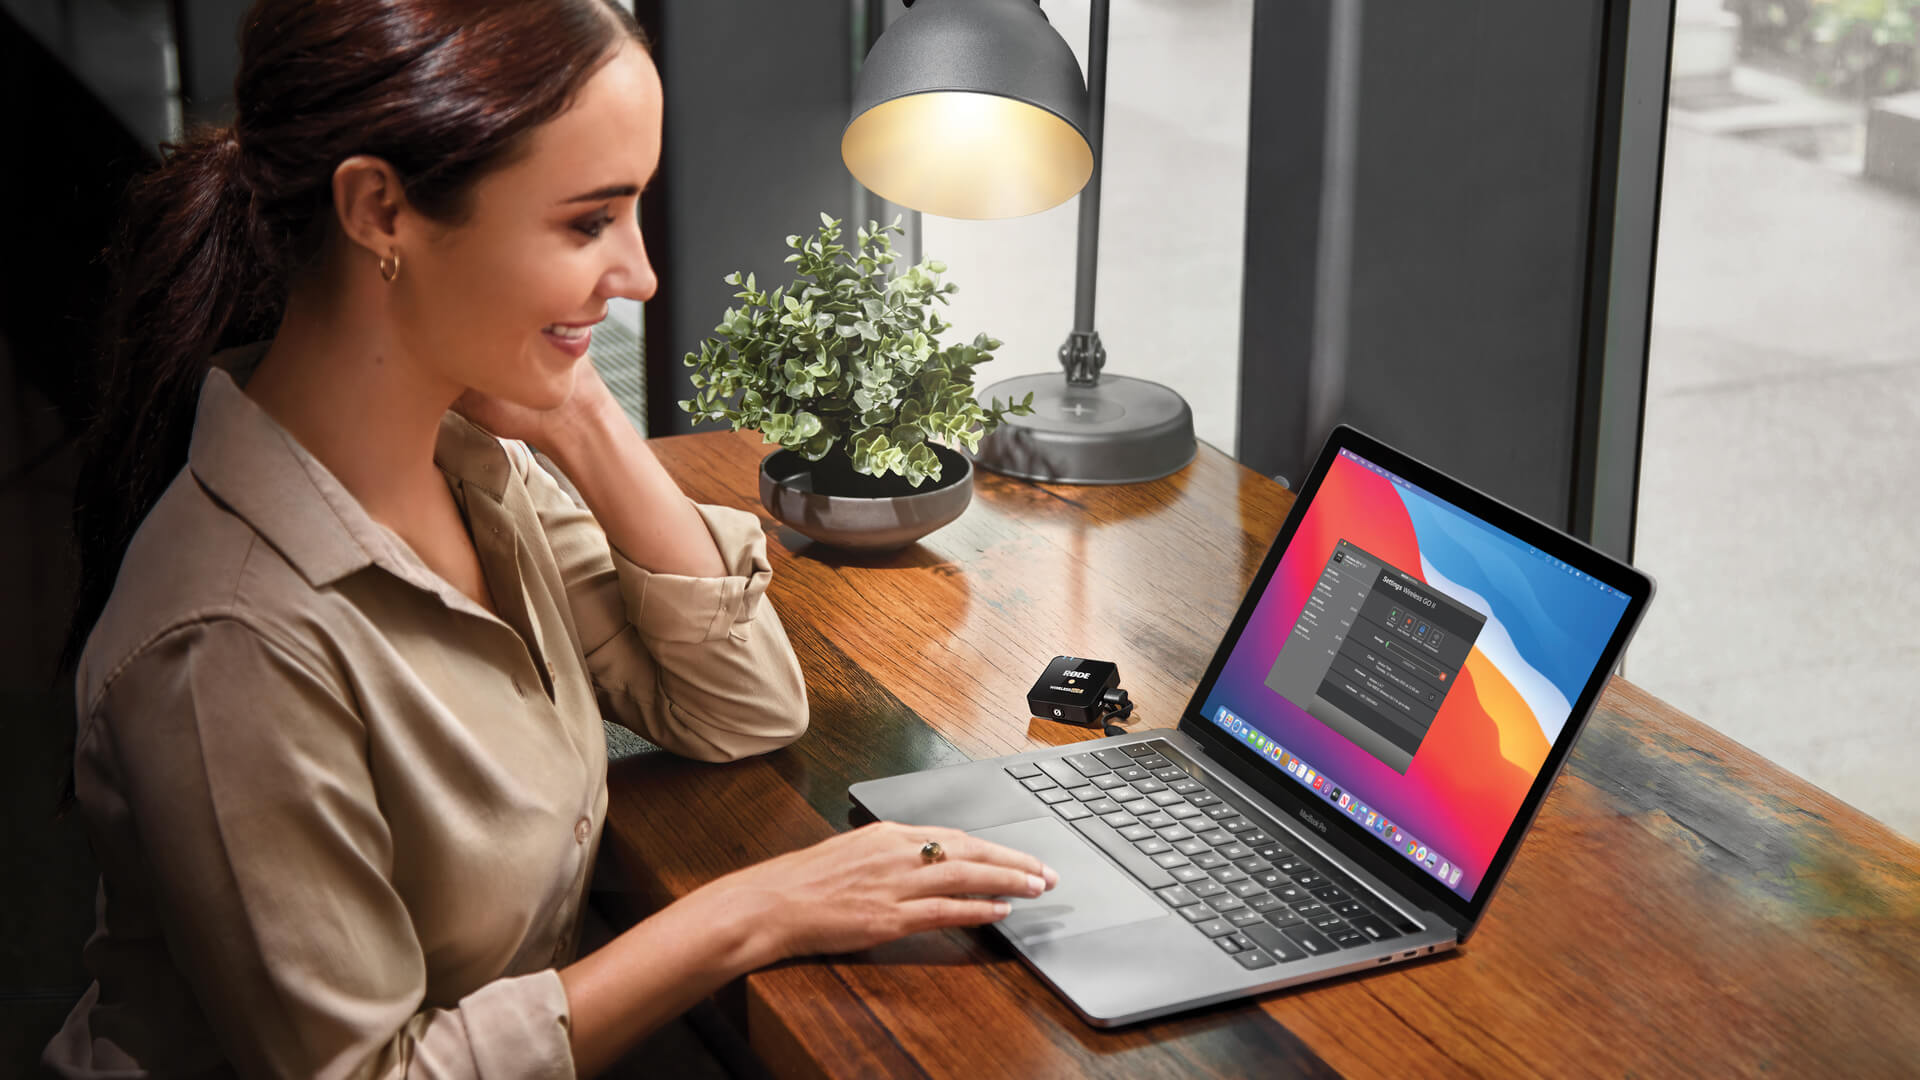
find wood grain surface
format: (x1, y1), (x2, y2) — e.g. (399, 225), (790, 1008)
(594, 430), (1920, 1079)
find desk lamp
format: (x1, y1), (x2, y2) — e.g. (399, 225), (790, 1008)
(843, 0), (1197, 484)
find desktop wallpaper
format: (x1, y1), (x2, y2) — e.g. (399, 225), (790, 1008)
(1202, 451), (1630, 900)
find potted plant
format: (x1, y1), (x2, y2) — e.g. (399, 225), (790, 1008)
(681, 214), (1031, 551)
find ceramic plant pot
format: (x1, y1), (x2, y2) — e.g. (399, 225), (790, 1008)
(758, 444), (973, 552)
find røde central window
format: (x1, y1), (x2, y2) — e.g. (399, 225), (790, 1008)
(1263, 539), (1485, 773)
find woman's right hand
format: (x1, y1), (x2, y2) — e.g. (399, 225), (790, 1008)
(696, 820), (1059, 965)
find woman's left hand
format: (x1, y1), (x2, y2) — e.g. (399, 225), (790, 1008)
(453, 361), (620, 451)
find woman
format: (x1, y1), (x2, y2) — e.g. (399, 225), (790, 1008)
(46, 1), (1056, 1076)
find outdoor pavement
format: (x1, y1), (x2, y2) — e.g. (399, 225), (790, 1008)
(1631, 122), (1920, 841)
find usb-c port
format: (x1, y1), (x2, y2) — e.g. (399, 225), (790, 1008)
(1402, 951), (1418, 959)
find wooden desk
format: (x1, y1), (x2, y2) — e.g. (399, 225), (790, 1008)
(598, 430), (1920, 1078)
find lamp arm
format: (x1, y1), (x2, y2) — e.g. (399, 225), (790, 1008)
(1061, 0), (1109, 386)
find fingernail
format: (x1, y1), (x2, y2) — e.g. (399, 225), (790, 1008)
(993, 901), (1011, 917)
(1026, 873), (1046, 896)
(1041, 865), (1059, 889)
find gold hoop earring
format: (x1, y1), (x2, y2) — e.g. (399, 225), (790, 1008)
(379, 250), (401, 283)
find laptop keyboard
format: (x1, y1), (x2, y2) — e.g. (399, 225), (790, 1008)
(1006, 740), (1413, 970)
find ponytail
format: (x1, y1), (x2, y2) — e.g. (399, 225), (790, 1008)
(64, 127), (276, 679)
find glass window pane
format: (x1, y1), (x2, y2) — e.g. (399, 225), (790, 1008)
(1631, 0), (1920, 840)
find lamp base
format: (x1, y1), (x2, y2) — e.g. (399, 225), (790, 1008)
(972, 372), (1196, 484)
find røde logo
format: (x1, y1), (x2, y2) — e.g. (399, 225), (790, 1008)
(1062, 670), (1092, 679)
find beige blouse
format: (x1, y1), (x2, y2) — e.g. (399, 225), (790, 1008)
(43, 357), (809, 1079)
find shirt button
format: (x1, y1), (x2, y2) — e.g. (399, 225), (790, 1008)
(545, 660), (556, 681)
(574, 817), (591, 844)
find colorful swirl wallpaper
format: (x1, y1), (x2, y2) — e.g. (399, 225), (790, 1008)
(1202, 451), (1629, 900)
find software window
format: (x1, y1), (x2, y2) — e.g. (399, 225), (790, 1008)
(1265, 539), (1486, 772)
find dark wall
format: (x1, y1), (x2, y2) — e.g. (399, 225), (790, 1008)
(176, 0), (250, 123)
(1234, 0), (1329, 492)
(1, 8), (157, 1072)
(1238, 0), (1655, 541)
(1345, 0), (1605, 522)
(639, 0), (863, 434)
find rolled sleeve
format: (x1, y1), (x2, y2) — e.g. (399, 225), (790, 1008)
(456, 968), (573, 1079)
(617, 502), (773, 645)
(86, 620), (577, 1080)
(520, 446), (808, 762)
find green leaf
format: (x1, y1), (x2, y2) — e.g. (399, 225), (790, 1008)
(906, 442), (942, 486)
(800, 430), (836, 460)
(686, 211), (1005, 467)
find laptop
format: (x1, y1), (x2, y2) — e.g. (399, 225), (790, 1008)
(848, 424), (1654, 1026)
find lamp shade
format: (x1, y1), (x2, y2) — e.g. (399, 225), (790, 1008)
(845, 0), (1094, 219)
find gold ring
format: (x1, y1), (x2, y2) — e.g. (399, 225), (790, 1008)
(919, 840), (945, 864)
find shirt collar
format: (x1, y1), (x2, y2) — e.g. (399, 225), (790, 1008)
(188, 344), (514, 591)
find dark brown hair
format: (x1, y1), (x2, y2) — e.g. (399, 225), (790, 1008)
(61, 0), (647, 807)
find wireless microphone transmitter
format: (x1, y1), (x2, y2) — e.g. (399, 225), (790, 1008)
(1028, 656), (1131, 730)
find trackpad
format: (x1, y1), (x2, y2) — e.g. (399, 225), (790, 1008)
(970, 818), (1168, 946)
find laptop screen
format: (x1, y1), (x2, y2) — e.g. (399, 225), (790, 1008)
(1197, 446), (1632, 902)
